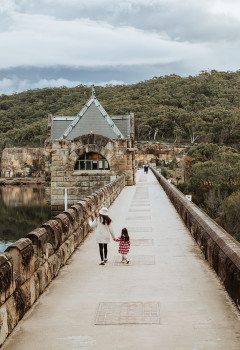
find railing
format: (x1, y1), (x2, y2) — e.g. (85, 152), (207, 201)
(151, 167), (240, 309)
(0, 175), (125, 346)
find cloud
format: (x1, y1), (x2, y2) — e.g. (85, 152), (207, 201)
(0, 11), (212, 70)
(0, 0), (16, 13)
(209, 0), (240, 18)
(0, 76), (125, 95)
(4, 0), (240, 42)
(1, 0), (240, 95)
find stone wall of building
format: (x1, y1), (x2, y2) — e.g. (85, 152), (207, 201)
(45, 134), (136, 213)
(151, 167), (240, 308)
(0, 175), (125, 347)
(135, 141), (187, 167)
(1, 148), (45, 178)
(0, 142), (186, 180)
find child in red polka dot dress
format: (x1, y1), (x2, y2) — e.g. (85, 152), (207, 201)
(114, 228), (130, 264)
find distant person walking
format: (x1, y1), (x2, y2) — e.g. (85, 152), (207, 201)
(114, 228), (130, 264)
(144, 164), (149, 174)
(89, 207), (115, 265)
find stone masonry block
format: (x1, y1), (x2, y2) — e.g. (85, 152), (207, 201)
(26, 228), (48, 263)
(0, 254), (14, 305)
(0, 304), (8, 345)
(48, 252), (61, 279)
(42, 220), (63, 251)
(51, 188), (65, 195)
(62, 208), (78, 232)
(54, 213), (71, 241)
(55, 177), (64, 182)
(6, 239), (34, 285)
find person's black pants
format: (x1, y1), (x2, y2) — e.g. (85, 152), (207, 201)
(99, 243), (107, 261)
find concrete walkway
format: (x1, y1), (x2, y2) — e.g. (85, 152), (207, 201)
(2, 170), (240, 350)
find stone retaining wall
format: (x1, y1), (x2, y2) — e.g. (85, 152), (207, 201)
(151, 167), (240, 309)
(135, 141), (187, 167)
(0, 175), (125, 346)
(1, 148), (45, 178)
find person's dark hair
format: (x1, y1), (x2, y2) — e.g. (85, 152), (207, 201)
(100, 214), (112, 225)
(121, 228), (129, 241)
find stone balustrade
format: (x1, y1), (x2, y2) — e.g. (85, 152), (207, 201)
(0, 175), (125, 346)
(151, 167), (240, 309)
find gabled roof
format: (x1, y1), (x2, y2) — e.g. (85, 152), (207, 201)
(111, 115), (131, 139)
(50, 87), (132, 140)
(52, 116), (75, 140)
(60, 95), (124, 140)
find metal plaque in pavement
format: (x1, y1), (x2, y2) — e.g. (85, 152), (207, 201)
(95, 302), (160, 325)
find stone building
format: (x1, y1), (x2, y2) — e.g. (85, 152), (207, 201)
(45, 87), (136, 213)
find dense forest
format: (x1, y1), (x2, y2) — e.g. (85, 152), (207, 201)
(1, 70), (240, 151)
(174, 143), (240, 242)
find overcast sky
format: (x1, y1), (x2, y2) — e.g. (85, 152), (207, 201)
(1, 0), (240, 95)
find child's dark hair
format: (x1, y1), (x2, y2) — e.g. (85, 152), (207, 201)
(100, 214), (112, 225)
(121, 228), (129, 241)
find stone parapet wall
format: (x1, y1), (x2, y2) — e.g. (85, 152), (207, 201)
(151, 167), (240, 308)
(1, 148), (45, 178)
(0, 175), (125, 346)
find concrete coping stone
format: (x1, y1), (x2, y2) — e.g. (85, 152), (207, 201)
(63, 208), (78, 226)
(6, 238), (32, 252)
(0, 253), (13, 296)
(76, 201), (89, 219)
(0, 253), (12, 266)
(77, 200), (87, 207)
(90, 193), (99, 206)
(85, 195), (95, 204)
(94, 189), (104, 203)
(26, 228), (48, 250)
(82, 197), (96, 214)
(42, 220), (63, 250)
(85, 195), (99, 212)
(71, 204), (82, 221)
(54, 213), (70, 233)
(6, 238), (34, 267)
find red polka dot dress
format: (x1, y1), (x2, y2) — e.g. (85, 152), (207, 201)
(114, 236), (130, 254)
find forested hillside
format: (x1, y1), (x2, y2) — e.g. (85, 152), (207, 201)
(176, 143), (240, 242)
(1, 70), (240, 151)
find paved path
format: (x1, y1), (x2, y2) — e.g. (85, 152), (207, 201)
(2, 170), (240, 350)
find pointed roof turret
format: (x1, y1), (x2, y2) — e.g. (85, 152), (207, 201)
(60, 87), (124, 140)
(91, 84), (96, 98)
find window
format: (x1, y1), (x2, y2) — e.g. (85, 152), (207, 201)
(74, 152), (110, 171)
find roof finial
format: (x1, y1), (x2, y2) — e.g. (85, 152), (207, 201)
(91, 84), (95, 98)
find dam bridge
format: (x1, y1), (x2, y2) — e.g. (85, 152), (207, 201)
(0, 169), (240, 350)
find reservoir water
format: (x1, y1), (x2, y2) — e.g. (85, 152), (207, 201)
(0, 186), (51, 252)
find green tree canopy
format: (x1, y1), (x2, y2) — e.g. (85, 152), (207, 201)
(1, 70), (240, 150)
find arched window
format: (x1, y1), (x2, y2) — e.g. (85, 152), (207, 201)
(74, 152), (110, 171)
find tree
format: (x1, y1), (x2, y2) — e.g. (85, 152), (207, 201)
(179, 144), (240, 234)
(153, 128), (158, 140)
(221, 191), (240, 241)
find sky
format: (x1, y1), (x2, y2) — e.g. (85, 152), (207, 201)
(1, 0), (240, 95)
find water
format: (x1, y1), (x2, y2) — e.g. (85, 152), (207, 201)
(0, 186), (51, 252)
